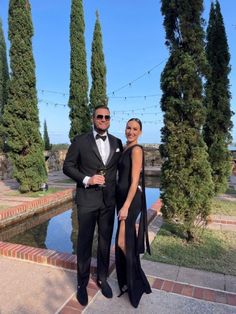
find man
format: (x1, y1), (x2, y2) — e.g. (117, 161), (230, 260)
(63, 105), (123, 306)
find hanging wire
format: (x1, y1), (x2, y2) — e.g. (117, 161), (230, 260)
(108, 59), (166, 96)
(37, 59), (166, 99)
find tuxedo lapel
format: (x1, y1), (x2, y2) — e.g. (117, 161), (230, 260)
(106, 134), (116, 165)
(87, 132), (104, 163)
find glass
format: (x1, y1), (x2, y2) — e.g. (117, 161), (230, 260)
(97, 167), (106, 187)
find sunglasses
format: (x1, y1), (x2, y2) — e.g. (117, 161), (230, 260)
(96, 114), (111, 121)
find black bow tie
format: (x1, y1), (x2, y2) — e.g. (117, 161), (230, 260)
(96, 134), (107, 141)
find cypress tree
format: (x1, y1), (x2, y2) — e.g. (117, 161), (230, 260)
(2, 0), (47, 192)
(68, 0), (90, 142)
(43, 120), (51, 151)
(89, 11), (107, 112)
(203, 1), (233, 194)
(0, 18), (9, 151)
(160, 0), (214, 240)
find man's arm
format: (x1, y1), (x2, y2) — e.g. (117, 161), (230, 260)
(63, 136), (106, 186)
(63, 136), (85, 184)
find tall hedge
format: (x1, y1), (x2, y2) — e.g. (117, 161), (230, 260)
(43, 120), (51, 151)
(68, 0), (90, 142)
(160, 0), (214, 240)
(89, 11), (107, 112)
(2, 0), (47, 192)
(0, 18), (9, 151)
(203, 1), (233, 194)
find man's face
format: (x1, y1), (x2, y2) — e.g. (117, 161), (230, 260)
(93, 108), (111, 134)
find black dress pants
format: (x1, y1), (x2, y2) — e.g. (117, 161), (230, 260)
(77, 202), (115, 288)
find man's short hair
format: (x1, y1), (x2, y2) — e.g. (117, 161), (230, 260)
(93, 105), (110, 117)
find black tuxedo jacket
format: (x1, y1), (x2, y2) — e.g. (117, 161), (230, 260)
(63, 132), (123, 212)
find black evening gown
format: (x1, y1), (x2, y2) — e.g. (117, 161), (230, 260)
(115, 145), (152, 308)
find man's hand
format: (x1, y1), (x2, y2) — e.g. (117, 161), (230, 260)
(88, 175), (105, 186)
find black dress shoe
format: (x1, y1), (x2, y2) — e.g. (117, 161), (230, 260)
(97, 280), (113, 298)
(76, 286), (88, 306)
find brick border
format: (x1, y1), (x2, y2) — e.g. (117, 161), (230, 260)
(59, 277), (100, 314)
(59, 274), (236, 313)
(207, 216), (236, 225)
(151, 277), (236, 307)
(0, 188), (75, 228)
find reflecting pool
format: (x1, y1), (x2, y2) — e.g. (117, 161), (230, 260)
(1, 181), (160, 255)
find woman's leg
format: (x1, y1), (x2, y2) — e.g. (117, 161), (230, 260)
(118, 220), (126, 254)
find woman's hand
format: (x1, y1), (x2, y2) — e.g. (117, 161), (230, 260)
(118, 206), (129, 221)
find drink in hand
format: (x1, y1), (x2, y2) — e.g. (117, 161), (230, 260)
(97, 167), (106, 187)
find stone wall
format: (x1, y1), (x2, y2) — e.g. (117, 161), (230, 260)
(143, 145), (162, 166)
(0, 154), (13, 180)
(0, 146), (161, 179)
(2, 147), (236, 179)
(46, 147), (162, 170)
(231, 150), (236, 175)
(45, 150), (67, 172)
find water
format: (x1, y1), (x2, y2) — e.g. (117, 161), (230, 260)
(1, 184), (160, 255)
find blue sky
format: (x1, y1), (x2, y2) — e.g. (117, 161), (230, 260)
(1, 0), (236, 144)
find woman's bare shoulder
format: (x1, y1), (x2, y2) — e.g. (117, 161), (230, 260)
(131, 145), (143, 157)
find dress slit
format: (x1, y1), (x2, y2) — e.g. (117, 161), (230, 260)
(117, 220), (126, 254)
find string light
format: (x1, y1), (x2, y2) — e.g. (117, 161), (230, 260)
(38, 89), (162, 100)
(109, 94), (161, 99)
(112, 105), (158, 113)
(113, 119), (162, 124)
(38, 99), (66, 107)
(38, 89), (68, 96)
(37, 60), (166, 99)
(38, 99), (163, 125)
(38, 99), (161, 115)
(108, 59), (167, 96)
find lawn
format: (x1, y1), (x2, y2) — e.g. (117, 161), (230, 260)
(0, 205), (8, 212)
(55, 178), (75, 184)
(225, 186), (236, 196)
(7, 187), (62, 198)
(211, 198), (236, 216)
(144, 222), (236, 276)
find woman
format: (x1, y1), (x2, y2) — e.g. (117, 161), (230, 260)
(115, 118), (152, 308)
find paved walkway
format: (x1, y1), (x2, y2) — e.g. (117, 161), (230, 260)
(0, 254), (235, 314)
(0, 172), (236, 313)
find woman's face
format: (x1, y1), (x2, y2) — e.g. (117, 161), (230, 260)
(125, 120), (142, 144)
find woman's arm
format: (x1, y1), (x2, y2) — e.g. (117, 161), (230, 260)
(118, 146), (143, 220)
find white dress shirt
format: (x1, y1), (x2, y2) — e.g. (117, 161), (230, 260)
(83, 130), (110, 186)
(94, 130), (110, 165)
